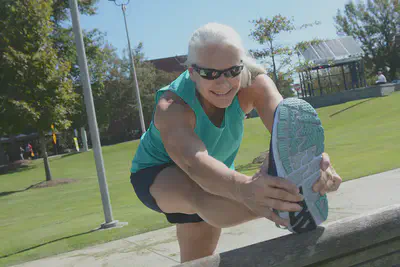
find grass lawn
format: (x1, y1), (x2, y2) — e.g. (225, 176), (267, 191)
(1, 92), (400, 266)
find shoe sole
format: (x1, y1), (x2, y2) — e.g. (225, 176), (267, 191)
(271, 98), (328, 233)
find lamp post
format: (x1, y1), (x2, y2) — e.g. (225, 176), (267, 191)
(69, 0), (125, 230)
(108, 0), (146, 136)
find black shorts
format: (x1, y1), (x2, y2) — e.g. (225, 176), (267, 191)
(130, 163), (204, 224)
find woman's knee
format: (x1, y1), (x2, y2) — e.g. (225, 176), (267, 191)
(149, 165), (203, 214)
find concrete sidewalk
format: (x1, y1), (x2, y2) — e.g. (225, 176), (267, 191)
(14, 168), (400, 267)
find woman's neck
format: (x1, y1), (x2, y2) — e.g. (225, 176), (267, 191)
(196, 89), (221, 114)
(195, 89), (226, 127)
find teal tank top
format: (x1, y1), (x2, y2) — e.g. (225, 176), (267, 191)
(130, 70), (246, 173)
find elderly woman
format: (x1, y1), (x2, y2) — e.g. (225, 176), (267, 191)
(130, 23), (342, 263)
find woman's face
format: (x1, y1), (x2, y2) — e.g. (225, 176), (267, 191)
(189, 44), (243, 109)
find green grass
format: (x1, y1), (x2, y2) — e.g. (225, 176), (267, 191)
(1, 92), (400, 266)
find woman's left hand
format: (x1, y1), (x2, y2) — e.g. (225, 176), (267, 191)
(313, 153), (342, 195)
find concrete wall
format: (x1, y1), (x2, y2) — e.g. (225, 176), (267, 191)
(302, 83), (396, 109)
(176, 204), (400, 267)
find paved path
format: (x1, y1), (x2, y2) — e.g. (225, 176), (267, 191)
(13, 168), (400, 267)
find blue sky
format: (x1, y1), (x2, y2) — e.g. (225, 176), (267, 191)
(79, 0), (350, 61)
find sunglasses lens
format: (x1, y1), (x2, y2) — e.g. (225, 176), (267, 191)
(199, 69), (220, 80)
(210, 70), (220, 79)
(225, 66), (243, 78)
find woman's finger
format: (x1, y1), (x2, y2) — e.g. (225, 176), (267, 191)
(266, 187), (304, 203)
(265, 209), (289, 227)
(266, 175), (300, 195)
(320, 152), (330, 171)
(313, 170), (328, 192)
(265, 198), (303, 212)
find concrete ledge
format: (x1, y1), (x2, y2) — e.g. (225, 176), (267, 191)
(175, 204), (400, 267)
(303, 84), (396, 108)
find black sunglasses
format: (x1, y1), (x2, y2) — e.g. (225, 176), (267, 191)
(192, 61), (244, 80)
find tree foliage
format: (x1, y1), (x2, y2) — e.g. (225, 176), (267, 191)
(99, 44), (180, 143)
(334, 0), (400, 79)
(249, 14), (321, 93)
(51, 0), (99, 27)
(0, 0), (80, 179)
(0, 0), (189, 154)
(0, 0), (77, 135)
(49, 0), (116, 130)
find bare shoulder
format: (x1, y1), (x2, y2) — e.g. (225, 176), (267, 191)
(238, 74), (282, 114)
(154, 90), (196, 133)
(153, 91), (207, 170)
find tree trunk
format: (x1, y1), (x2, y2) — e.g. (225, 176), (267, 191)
(389, 59), (397, 81)
(40, 134), (52, 181)
(272, 55), (279, 89)
(270, 41), (279, 90)
(0, 142), (6, 166)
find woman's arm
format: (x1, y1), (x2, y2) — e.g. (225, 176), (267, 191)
(154, 90), (302, 216)
(239, 74), (282, 133)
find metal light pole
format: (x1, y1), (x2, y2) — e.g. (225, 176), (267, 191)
(69, 0), (125, 229)
(109, 0), (146, 135)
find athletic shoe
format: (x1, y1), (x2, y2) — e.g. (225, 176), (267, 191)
(269, 97), (328, 233)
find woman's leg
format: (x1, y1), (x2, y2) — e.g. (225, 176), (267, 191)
(149, 165), (260, 229)
(177, 221), (221, 263)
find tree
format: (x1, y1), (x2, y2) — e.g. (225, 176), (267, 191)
(66, 32), (118, 132)
(98, 43), (180, 144)
(49, 0), (116, 134)
(50, 0), (179, 143)
(0, 0), (77, 180)
(334, 0), (400, 80)
(273, 72), (295, 98)
(249, 15), (321, 92)
(51, 0), (99, 28)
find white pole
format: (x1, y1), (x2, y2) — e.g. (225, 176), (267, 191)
(80, 127), (89, 152)
(69, 0), (120, 229)
(121, 4), (146, 135)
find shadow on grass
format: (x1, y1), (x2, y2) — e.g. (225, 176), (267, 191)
(47, 152), (84, 163)
(0, 228), (99, 259)
(0, 163), (37, 176)
(329, 98), (374, 117)
(0, 180), (46, 198)
(60, 152), (82, 159)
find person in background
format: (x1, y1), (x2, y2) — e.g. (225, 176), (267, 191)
(19, 145), (25, 161)
(27, 143), (34, 159)
(376, 70), (387, 84)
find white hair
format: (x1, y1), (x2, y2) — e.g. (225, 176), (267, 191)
(184, 22), (266, 87)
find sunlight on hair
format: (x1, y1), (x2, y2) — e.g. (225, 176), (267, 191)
(185, 22), (266, 88)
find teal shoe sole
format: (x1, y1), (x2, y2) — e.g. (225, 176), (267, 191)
(271, 98), (328, 233)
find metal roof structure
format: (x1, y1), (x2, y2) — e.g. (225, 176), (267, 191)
(298, 36), (364, 67)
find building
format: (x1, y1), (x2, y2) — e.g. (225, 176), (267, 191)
(296, 36), (366, 97)
(147, 55), (187, 73)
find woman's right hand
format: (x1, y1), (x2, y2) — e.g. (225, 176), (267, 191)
(236, 171), (304, 227)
